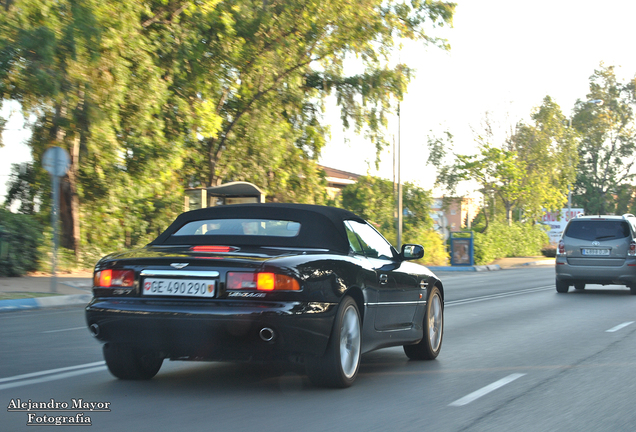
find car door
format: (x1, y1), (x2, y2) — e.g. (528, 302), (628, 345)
(345, 220), (419, 331)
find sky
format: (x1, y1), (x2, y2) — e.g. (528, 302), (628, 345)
(319, 0), (636, 191)
(2, 0), (636, 203)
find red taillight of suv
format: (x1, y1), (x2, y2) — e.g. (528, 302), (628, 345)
(629, 241), (636, 256)
(557, 240), (565, 256)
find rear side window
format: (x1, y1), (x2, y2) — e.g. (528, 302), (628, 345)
(565, 220), (631, 241)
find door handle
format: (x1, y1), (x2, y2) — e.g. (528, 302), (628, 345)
(379, 274), (388, 284)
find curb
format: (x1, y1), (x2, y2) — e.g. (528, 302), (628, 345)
(428, 264), (501, 272)
(520, 260), (555, 266)
(0, 294), (93, 313)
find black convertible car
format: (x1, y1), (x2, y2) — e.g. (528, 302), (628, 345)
(86, 203), (444, 387)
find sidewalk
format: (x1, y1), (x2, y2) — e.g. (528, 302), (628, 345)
(428, 256), (555, 272)
(0, 258), (555, 313)
(0, 271), (94, 313)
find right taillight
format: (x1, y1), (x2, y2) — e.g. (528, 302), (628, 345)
(557, 240), (565, 256)
(629, 241), (636, 256)
(226, 272), (300, 291)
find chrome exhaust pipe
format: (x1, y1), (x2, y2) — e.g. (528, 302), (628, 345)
(89, 323), (100, 337)
(259, 327), (275, 342)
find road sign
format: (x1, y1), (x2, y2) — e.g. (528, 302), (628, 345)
(42, 146), (70, 177)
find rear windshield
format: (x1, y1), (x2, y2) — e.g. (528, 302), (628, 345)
(565, 220), (631, 241)
(173, 219), (301, 237)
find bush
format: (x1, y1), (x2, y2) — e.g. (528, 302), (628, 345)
(473, 220), (549, 265)
(408, 228), (449, 266)
(541, 245), (557, 257)
(0, 209), (43, 276)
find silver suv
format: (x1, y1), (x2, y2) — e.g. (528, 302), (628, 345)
(556, 214), (636, 294)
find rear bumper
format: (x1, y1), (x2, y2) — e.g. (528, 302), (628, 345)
(555, 256), (636, 286)
(85, 297), (337, 362)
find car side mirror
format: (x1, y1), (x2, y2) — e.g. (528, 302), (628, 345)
(400, 244), (424, 260)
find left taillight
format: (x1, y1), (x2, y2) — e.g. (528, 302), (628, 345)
(94, 269), (135, 288)
(227, 272), (300, 291)
(557, 240), (565, 256)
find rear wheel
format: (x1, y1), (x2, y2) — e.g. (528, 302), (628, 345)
(556, 280), (569, 293)
(574, 283), (585, 290)
(630, 284), (636, 295)
(103, 343), (163, 380)
(404, 285), (443, 360)
(307, 296), (361, 388)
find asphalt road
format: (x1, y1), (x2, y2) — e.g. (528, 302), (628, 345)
(2, 266), (636, 431)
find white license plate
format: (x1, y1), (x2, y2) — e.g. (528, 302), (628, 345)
(143, 278), (216, 297)
(582, 248), (610, 256)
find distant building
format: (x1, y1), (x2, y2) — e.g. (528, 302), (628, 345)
(430, 197), (480, 240)
(319, 165), (360, 200)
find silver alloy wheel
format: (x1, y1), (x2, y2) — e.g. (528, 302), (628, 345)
(339, 304), (361, 379)
(428, 293), (443, 352)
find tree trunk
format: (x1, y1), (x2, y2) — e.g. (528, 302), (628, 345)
(207, 137), (223, 186)
(68, 133), (81, 258)
(55, 102), (81, 259)
(505, 203), (513, 226)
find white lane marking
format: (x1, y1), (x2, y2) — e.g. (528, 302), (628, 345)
(446, 286), (553, 307)
(42, 326), (87, 334)
(0, 366), (107, 390)
(606, 321), (635, 333)
(449, 373), (526, 407)
(0, 361), (105, 385)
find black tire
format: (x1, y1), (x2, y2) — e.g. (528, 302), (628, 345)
(630, 285), (636, 295)
(103, 343), (163, 380)
(556, 280), (569, 293)
(404, 285), (443, 360)
(306, 296), (361, 388)
(574, 283), (585, 290)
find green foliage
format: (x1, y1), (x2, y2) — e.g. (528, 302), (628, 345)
(0, 0), (455, 258)
(511, 96), (579, 219)
(541, 245), (557, 258)
(403, 224), (448, 266)
(341, 175), (396, 236)
(431, 97), (577, 226)
(3, 163), (41, 214)
(144, 0), (455, 190)
(472, 220), (549, 265)
(340, 175), (448, 265)
(572, 64), (636, 215)
(0, 208), (43, 276)
(1, 0), (185, 256)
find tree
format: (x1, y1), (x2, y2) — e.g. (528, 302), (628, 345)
(146, 0), (455, 191)
(0, 0), (455, 261)
(3, 163), (40, 214)
(572, 64), (636, 215)
(430, 97), (577, 226)
(340, 175), (447, 264)
(341, 175), (396, 239)
(0, 1), (188, 257)
(510, 96), (578, 220)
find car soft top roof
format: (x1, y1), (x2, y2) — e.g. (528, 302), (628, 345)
(149, 203), (366, 253)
